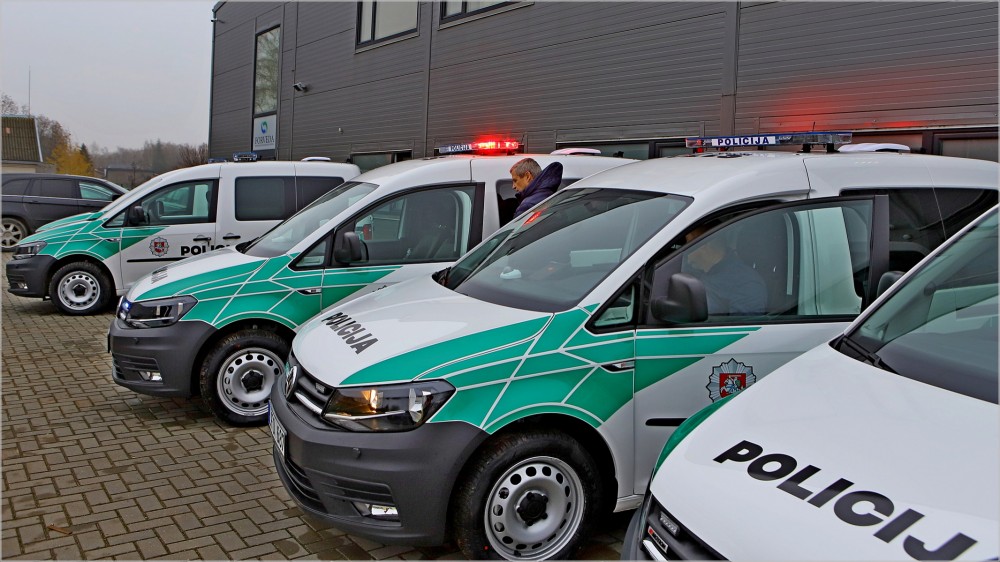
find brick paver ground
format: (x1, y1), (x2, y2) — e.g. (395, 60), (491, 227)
(1, 253), (629, 560)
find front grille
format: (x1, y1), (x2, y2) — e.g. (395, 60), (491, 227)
(286, 359), (338, 425)
(111, 354), (160, 381)
(643, 503), (723, 560)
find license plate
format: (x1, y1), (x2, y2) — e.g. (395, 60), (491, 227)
(268, 405), (287, 459)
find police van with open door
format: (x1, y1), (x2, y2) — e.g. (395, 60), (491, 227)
(268, 133), (997, 559)
(107, 145), (633, 425)
(6, 156), (361, 315)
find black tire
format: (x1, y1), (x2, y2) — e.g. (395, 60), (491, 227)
(48, 261), (113, 315)
(199, 329), (288, 426)
(452, 430), (604, 560)
(2, 217), (29, 251)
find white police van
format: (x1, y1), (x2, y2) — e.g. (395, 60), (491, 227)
(6, 156), (361, 315)
(626, 205), (997, 561)
(268, 133), (997, 559)
(107, 146), (633, 425)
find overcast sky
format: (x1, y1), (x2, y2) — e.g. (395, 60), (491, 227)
(1, 0), (215, 151)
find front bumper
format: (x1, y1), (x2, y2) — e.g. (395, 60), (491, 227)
(5, 254), (56, 298)
(269, 373), (489, 546)
(109, 318), (217, 397)
(622, 493), (722, 560)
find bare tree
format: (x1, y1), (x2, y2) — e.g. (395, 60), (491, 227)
(178, 143), (209, 168)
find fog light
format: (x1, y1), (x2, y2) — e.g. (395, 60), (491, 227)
(353, 502), (399, 521)
(13, 282), (27, 290)
(138, 370), (162, 382)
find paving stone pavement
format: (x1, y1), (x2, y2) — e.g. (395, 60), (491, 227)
(2, 253), (630, 560)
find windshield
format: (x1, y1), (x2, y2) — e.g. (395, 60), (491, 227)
(840, 208), (998, 403)
(102, 175), (165, 216)
(244, 181), (377, 258)
(445, 188), (690, 312)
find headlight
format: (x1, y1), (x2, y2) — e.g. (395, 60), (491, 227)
(119, 295), (197, 328)
(322, 380), (455, 432)
(13, 241), (46, 259)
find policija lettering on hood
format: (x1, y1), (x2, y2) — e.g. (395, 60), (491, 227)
(323, 312), (378, 354)
(715, 440), (978, 561)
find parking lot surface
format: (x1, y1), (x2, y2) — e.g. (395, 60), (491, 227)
(1, 253), (629, 560)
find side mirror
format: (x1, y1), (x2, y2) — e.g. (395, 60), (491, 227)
(334, 230), (364, 264)
(128, 204), (146, 225)
(876, 270), (904, 297)
(651, 273), (708, 324)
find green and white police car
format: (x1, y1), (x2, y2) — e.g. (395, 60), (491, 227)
(6, 158), (360, 315)
(625, 205), (997, 561)
(268, 133), (997, 559)
(108, 149), (633, 425)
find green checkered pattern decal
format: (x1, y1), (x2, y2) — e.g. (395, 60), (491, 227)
(345, 307), (759, 432)
(135, 256), (401, 330)
(23, 221), (163, 261)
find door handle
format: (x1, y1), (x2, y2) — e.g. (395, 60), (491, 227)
(602, 360), (635, 372)
(222, 233), (241, 240)
(104, 238), (120, 243)
(297, 288), (322, 295)
(192, 235), (212, 242)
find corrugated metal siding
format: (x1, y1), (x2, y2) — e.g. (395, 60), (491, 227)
(735, 1), (999, 132)
(211, 110), (249, 158)
(296, 2), (356, 46)
(209, 1), (997, 160)
(428, 5), (728, 142)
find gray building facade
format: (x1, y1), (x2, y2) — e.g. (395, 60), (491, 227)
(209, 1), (998, 166)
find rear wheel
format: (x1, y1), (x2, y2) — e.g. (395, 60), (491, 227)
(199, 329), (287, 426)
(48, 261), (113, 315)
(452, 430), (604, 560)
(2, 217), (29, 250)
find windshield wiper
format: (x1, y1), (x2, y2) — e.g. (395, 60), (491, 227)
(836, 335), (897, 373)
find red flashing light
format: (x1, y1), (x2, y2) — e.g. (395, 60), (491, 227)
(472, 140), (520, 153)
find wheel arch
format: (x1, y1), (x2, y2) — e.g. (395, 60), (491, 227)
(190, 318), (295, 396)
(446, 413), (619, 542)
(48, 254), (114, 293)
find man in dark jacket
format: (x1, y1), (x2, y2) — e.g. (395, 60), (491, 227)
(510, 158), (563, 218)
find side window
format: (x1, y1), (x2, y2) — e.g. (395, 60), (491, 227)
(2, 179), (31, 195)
(235, 177), (294, 221)
(296, 176), (345, 211)
(33, 179), (77, 198)
(843, 188), (998, 272)
(593, 282), (638, 328)
(297, 234), (331, 269)
(79, 181), (118, 201)
(649, 200), (874, 323)
(132, 181), (216, 226)
(343, 186), (476, 265)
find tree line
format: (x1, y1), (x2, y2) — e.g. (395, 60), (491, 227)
(2, 93), (207, 186)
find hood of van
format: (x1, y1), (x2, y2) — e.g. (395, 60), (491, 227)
(35, 211), (103, 232)
(292, 275), (641, 431)
(649, 343), (998, 561)
(20, 218), (157, 262)
(127, 247), (267, 301)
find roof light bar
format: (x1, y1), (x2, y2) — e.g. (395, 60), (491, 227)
(685, 132), (852, 149)
(232, 151), (260, 162)
(437, 140), (521, 155)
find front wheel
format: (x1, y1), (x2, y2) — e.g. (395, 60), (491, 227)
(48, 261), (113, 315)
(452, 430), (604, 560)
(2, 217), (29, 250)
(199, 329), (288, 426)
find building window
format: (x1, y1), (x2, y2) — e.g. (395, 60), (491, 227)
(441, 1), (512, 21)
(254, 27), (280, 116)
(357, 2), (418, 46)
(351, 151), (412, 173)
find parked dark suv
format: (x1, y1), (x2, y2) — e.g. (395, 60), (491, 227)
(1, 173), (126, 250)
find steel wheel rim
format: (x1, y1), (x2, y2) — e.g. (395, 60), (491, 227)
(216, 347), (282, 417)
(483, 455), (586, 560)
(2, 221), (24, 248)
(58, 271), (100, 310)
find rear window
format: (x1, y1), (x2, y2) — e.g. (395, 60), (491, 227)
(33, 179), (77, 199)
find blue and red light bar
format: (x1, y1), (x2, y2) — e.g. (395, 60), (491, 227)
(438, 140), (521, 155)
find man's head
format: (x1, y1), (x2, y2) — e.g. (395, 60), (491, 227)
(510, 158), (541, 193)
(685, 226), (727, 273)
